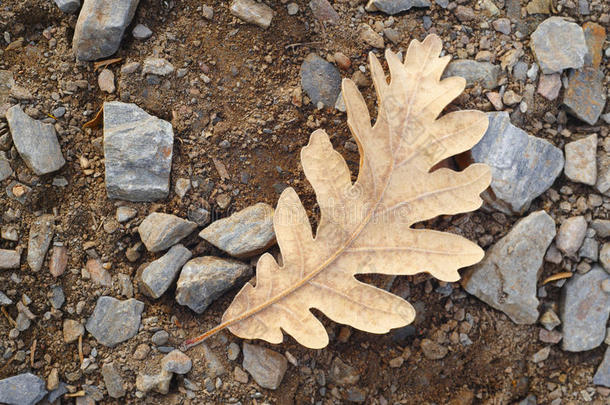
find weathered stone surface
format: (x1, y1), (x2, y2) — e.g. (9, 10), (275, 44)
(0, 291), (12, 305)
(563, 68), (606, 125)
(0, 249), (20, 270)
(103, 101), (174, 201)
(592, 219), (610, 238)
(132, 24), (152, 40)
(63, 319), (84, 343)
(0, 70), (15, 106)
(49, 246), (68, 277)
(597, 154), (610, 196)
(98, 69), (115, 93)
(359, 24), (384, 49)
(300, 54), (342, 108)
(526, 0), (552, 15)
(142, 58), (174, 76)
(86, 296), (144, 347)
(309, 0), (339, 24)
(27, 214), (54, 272)
(6, 106), (65, 175)
(371, 0), (430, 14)
(230, 0), (273, 29)
(86, 258), (112, 287)
(101, 362), (125, 398)
(594, 347), (610, 387)
(560, 266), (610, 351)
(136, 370), (172, 395)
(0, 373), (47, 405)
(242, 343), (287, 390)
(73, 0), (140, 61)
(176, 256), (252, 314)
(199, 203), (275, 258)
(161, 350), (192, 374)
(329, 357), (360, 385)
(421, 339), (449, 360)
(0, 154), (12, 181)
(537, 73), (561, 101)
(442, 60), (500, 89)
(564, 134), (597, 185)
(530, 17), (587, 74)
(583, 22), (605, 69)
(556, 216), (587, 257)
(470, 112), (564, 214)
(139, 244), (192, 298)
(116, 206), (137, 223)
(54, 0), (80, 13)
(600, 243), (610, 272)
(463, 211), (556, 324)
(139, 213), (196, 252)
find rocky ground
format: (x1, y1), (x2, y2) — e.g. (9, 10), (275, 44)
(0, 0), (609, 404)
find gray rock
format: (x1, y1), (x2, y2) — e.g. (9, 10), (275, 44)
(187, 206), (211, 227)
(49, 285), (65, 309)
(592, 219), (610, 238)
(560, 266), (610, 351)
(530, 17), (588, 74)
(103, 101), (174, 201)
(199, 203), (275, 258)
(151, 330), (169, 346)
(0, 249), (20, 270)
(242, 343), (287, 390)
(6, 106), (65, 175)
(421, 338), (448, 359)
(63, 319), (84, 343)
(230, 0), (274, 29)
(0, 291), (13, 305)
(116, 206), (137, 223)
(0, 154), (12, 181)
(600, 243), (610, 272)
(564, 134), (597, 185)
(54, 0), (80, 13)
(597, 154), (610, 196)
(139, 244), (192, 298)
(101, 362), (125, 398)
(371, 0), (430, 14)
(136, 370), (172, 395)
(86, 296), (144, 347)
(176, 256), (252, 314)
(0, 373), (47, 405)
(579, 237), (598, 261)
(139, 213), (196, 252)
(470, 112), (564, 214)
(161, 350), (192, 374)
(556, 216), (587, 257)
(27, 214), (54, 272)
(132, 24), (152, 40)
(300, 53), (342, 107)
(442, 60), (501, 89)
(73, 0), (140, 61)
(0, 70), (15, 106)
(594, 347), (610, 387)
(142, 57), (174, 76)
(463, 211), (556, 324)
(563, 68), (606, 125)
(227, 342), (240, 361)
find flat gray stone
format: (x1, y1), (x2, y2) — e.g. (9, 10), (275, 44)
(103, 101), (174, 201)
(27, 214), (54, 272)
(0, 291), (12, 305)
(230, 0), (273, 29)
(563, 68), (606, 125)
(300, 53), (342, 107)
(132, 24), (152, 40)
(86, 296), (144, 347)
(138, 244), (192, 298)
(161, 350), (192, 374)
(592, 219), (610, 238)
(556, 216), (587, 257)
(54, 0), (80, 13)
(371, 0), (430, 14)
(0, 154), (12, 181)
(101, 362), (125, 398)
(0, 249), (20, 270)
(530, 17), (588, 74)
(199, 203), (275, 258)
(73, 0), (140, 61)
(594, 347), (610, 387)
(0, 373), (47, 405)
(138, 213), (197, 252)
(596, 154), (610, 196)
(176, 256), (252, 314)
(142, 57), (174, 76)
(463, 211), (556, 324)
(564, 134), (597, 185)
(242, 343), (287, 390)
(561, 266), (610, 351)
(6, 105), (65, 175)
(442, 60), (501, 89)
(470, 112), (564, 214)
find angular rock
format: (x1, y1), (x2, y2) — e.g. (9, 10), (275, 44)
(371, 0), (430, 14)
(300, 54), (342, 108)
(537, 73), (561, 101)
(560, 266), (610, 351)
(309, 0), (339, 24)
(101, 362), (125, 398)
(103, 101), (174, 201)
(49, 246), (68, 277)
(470, 112), (564, 214)
(86, 258), (112, 287)
(442, 60), (500, 89)
(421, 338), (448, 360)
(563, 68), (606, 125)
(142, 58), (174, 76)
(138, 244), (192, 298)
(564, 134), (597, 185)
(0, 373), (47, 405)
(556, 216), (587, 257)
(0, 249), (20, 270)
(0, 154), (12, 181)
(242, 343), (287, 390)
(63, 319), (84, 343)
(86, 296), (144, 347)
(530, 17), (587, 74)
(98, 69), (115, 93)
(27, 214), (54, 272)
(161, 350), (192, 374)
(0, 292), (12, 306)
(230, 0), (273, 29)
(6, 106), (65, 175)
(592, 219), (610, 238)
(597, 154), (610, 196)
(329, 357), (360, 385)
(359, 24), (384, 49)
(176, 256), (252, 314)
(136, 370), (172, 395)
(595, 348), (610, 387)
(116, 206), (137, 223)
(199, 203), (275, 258)
(54, 0), (80, 13)
(583, 22), (605, 69)
(73, 0), (140, 61)
(132, 24), (152, 40)
(139, 213), (196, 252)
(600, 243), (610, 272)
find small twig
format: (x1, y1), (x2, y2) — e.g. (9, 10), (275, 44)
(78, 334), (84, 365)
(65, 390), (86, 398)
(30, 339), (37, 367)
(284, 41), (323, 51)
(1, 307), (16, 327)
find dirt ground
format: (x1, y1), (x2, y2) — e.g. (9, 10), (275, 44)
(0, 0), (608, 404)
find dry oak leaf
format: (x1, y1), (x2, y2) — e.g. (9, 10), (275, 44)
(184, 34), (492, 350)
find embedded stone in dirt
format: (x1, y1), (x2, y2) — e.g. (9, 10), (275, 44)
(561, 266), (610, 352)
(300, 53), (342, 108)
(199, 203), (275, 258)
(463, 211), (556, 324)
(242, 343), (288, 390)
(469, 112), (564, 214)
(563, 68), (606, 125)
(370, 0), (430, 14)
(86, 296), (144, 347)
(132, 24), (153, 40)
(175, 256), (252, 314)
(54, 0), (80, 13)
(421, 339), (449, 360)
(6, 105), (65, 175)
(0, 372), (47, 405)
(564, 134), (597, 186)
(72, 0), (140, 61)
(594, 347), (610, 387)
(138, 244), (192, 298)
(555, 216), (587, 257)
(63, 319), (84, 343)
(0, 154), (12, 181)
(101, 362), (125, 398)
(136, 370), (172, 395)
(230, 0), (274, 29)
(27, 214), (54, 272)
(49, 245), (68, 277)
(142, 57), (175, 76)
(161, 350), (192, 374)
(0, 249), (20, 270)
(138, 213), (197, 252)
(530, 17), (587, 74)
(537, 73), (561, 101)
(86, 258), (112, 287)
(116, 206), (137, 223)
(103, 101), (174, 202)
(442, 60), (500, 89)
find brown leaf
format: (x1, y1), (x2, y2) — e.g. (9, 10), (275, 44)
(82, 106), (103, 129)
(184, 35), (491, 349)
(93, 57), (123, 71)
(542, 272), (573, 285)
